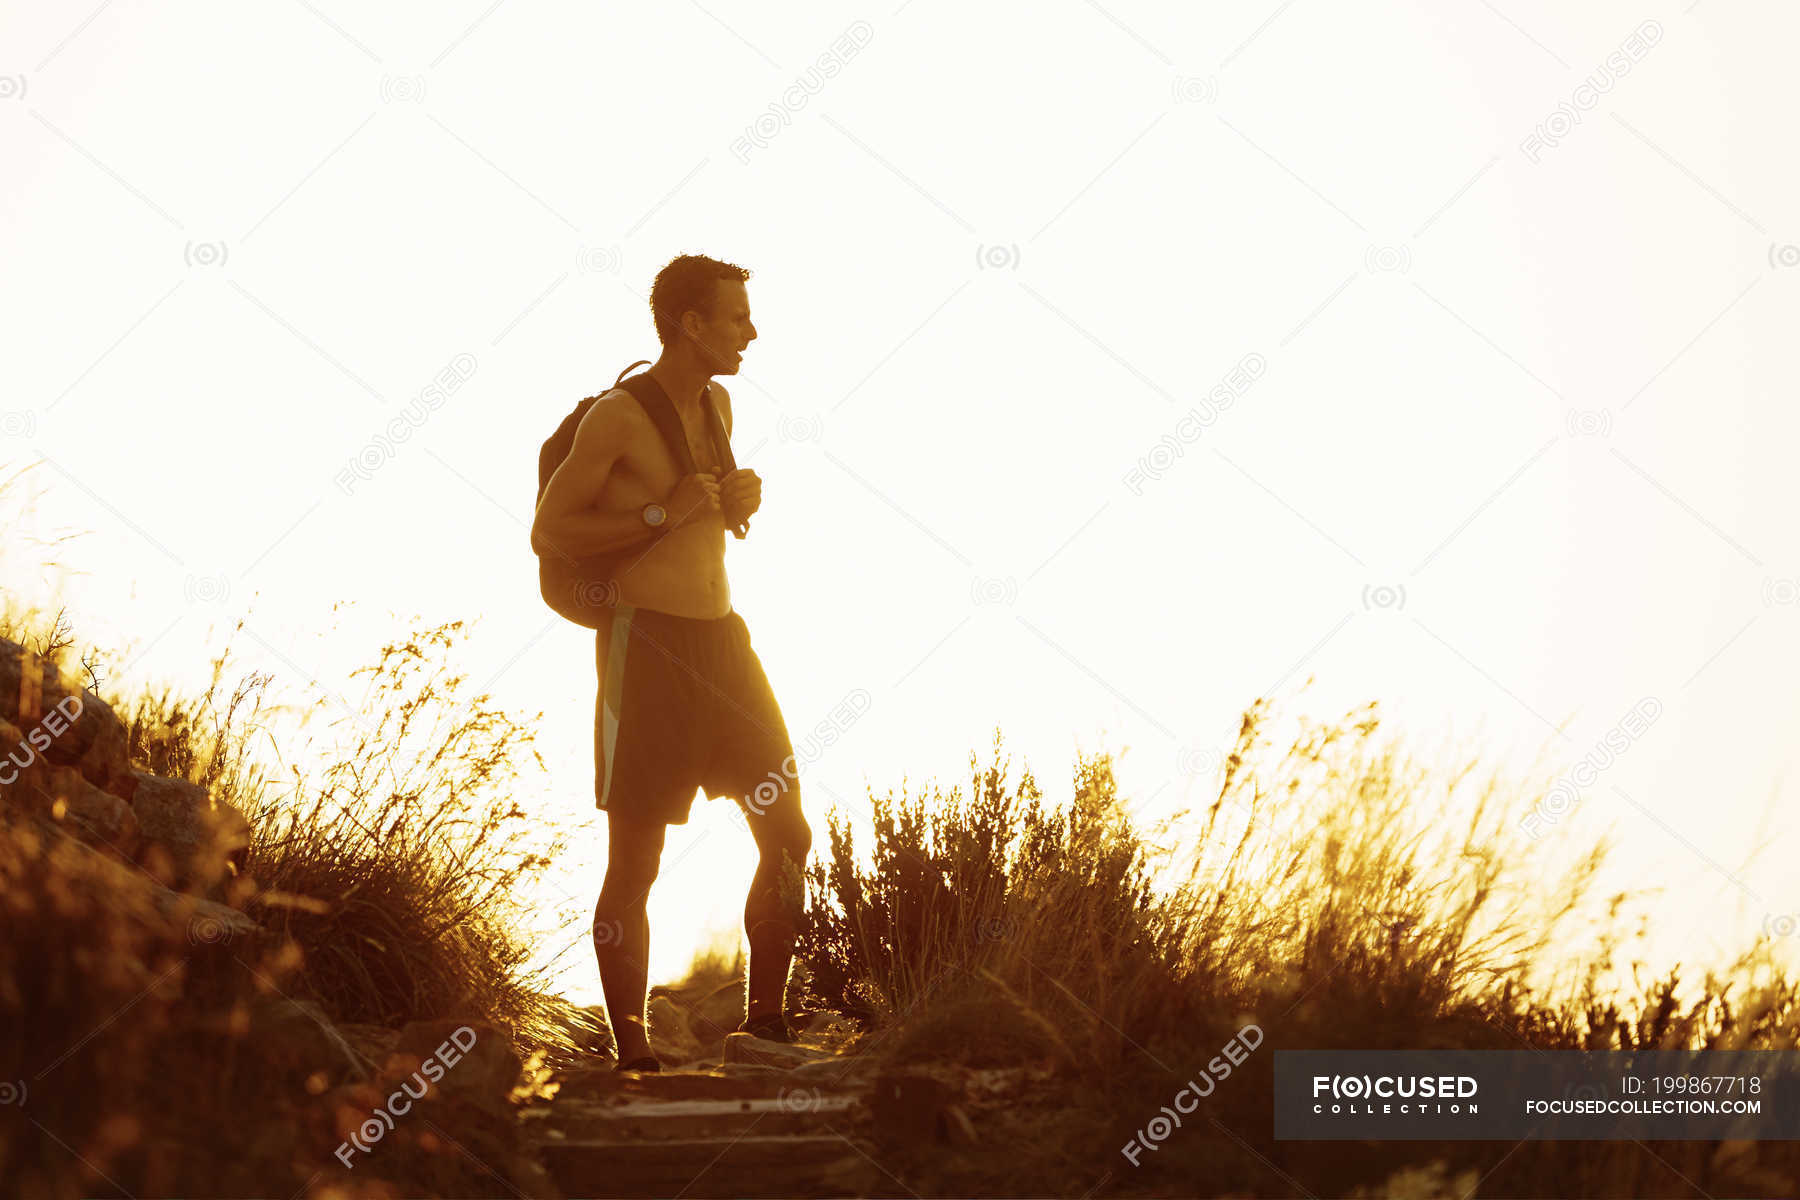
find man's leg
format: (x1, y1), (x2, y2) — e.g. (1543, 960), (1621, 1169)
(595, 811), (667, 1064)
(740, 787), (811, 1026)
(710, 612), (811, 1032)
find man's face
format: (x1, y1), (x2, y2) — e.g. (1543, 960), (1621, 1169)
(685, 279), (757, 374)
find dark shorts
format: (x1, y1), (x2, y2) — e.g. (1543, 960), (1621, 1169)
(595, 605), (795, 825)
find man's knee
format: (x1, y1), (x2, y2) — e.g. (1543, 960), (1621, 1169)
(600, 814), (666, 907)
(598, 851), (661, 911)
(762, 814), (810, 870)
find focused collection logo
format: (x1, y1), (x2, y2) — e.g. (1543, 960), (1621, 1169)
(1312, 1073), (1480, 1116)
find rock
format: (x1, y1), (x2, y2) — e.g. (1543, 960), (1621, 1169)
(28, 817), (268, 953)
(45, 763), (141, 853)
(687, 979), (746, 1047)
(393, 1019), (521, 1118)
(869, 1066), (966, 1148)
(247, 995), (369, 1090)
(337, 1022), (402, 1070)
(647, 994), (702, 1063)
(128, 769), (251, 892)
(0, 637), (132, 797)
(783, 1053), (881, 1090)
(151, 890), (264, 948)
(719, 1032), (835, 1071)
(1, 745), (141, 857)
(800, 1009), (852, 1037)
(708, 1061), (785, 1079)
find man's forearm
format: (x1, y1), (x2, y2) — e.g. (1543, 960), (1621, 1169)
(535, 510), (658, 560)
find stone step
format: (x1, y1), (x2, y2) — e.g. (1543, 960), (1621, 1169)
(539, 1133), (884, 1199)
(554, 1066), (793, 1102)
(720, 1031), (839, 1070)
(779, 1054), (882, 1089)
(544, 1093), (861, 1141)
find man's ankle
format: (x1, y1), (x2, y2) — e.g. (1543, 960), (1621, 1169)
(611, 1016), (652, 1056)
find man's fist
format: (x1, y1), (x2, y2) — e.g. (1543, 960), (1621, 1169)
(720, 468), (762, 527)
(666, 472), (721, 528)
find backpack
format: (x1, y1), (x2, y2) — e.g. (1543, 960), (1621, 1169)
(535, 360), (745, 628)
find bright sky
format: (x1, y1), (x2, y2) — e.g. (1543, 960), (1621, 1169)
(4, 1), (1796, 1003)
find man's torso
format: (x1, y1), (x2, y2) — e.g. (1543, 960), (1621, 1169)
(594, 386), (730, 619)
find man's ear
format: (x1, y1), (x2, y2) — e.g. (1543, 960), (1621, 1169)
(676, 309), (704, 348)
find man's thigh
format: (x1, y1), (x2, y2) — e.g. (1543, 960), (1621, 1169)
(703, 613), (797, 814)
(596, 606), (708, 825)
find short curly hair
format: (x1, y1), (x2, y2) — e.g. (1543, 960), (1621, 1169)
(649, 254), (752, 346)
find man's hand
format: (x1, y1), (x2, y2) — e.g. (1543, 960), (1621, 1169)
(720, 468), (762, 527)
(666, 472), (721, 529)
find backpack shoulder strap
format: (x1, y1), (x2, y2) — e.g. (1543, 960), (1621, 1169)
(701, 385), (737, 474)
(616, 370), (695, 475)
(614, 365), (750, 538)
(702, 386), (748, 538)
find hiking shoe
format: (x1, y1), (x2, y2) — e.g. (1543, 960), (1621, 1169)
(735, 1012), (795, 1044)
(614, 1053), (662, 1073)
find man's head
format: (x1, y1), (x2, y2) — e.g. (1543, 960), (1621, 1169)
(650, 254), (756, 375)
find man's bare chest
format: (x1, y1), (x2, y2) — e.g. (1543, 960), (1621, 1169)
(621, 405), (721, 486)
(679, 404), (724, 474)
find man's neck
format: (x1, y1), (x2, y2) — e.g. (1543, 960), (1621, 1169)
(646, 356), (712, 413)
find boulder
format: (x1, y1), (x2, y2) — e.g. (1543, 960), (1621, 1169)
(720, 1031), (835, 1070)
(801, 1009), (848, 1036)
(0, 749), (140, 857)
(129, 769), (251, 892)
(337, 1023), (402, 1070)
(784, 1053), (881, 1089)
(46, 763), (140, 853)
(393, 1019), (521, 1118)
(687, 979), (746, 1047)
(151, 889), (264, 948)
(0, 637), (132, 797)
(27, 816), (267, 950)
(647, 994), (702, 1063)
(245, 995), (369, 1091)
(870, 1065), (975, 1148)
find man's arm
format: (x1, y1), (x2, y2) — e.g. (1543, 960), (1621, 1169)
(531, 393), (658, 560)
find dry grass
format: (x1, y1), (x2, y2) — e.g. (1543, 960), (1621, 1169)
(1, 460), (598, 1194)
(798, 701), (1800, 1196)
(85, 607), (598, 1056)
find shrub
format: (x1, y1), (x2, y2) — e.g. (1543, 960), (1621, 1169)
(797, 700), (1800, 1196)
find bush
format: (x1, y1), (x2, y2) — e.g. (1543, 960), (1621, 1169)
(796, 701), (1800, 1196)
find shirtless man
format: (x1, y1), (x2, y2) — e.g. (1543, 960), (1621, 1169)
(530, 254), (811, 1071)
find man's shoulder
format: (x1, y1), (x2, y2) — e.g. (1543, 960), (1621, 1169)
(574, 386), (655, 443)
(583, 384), (655, 422)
